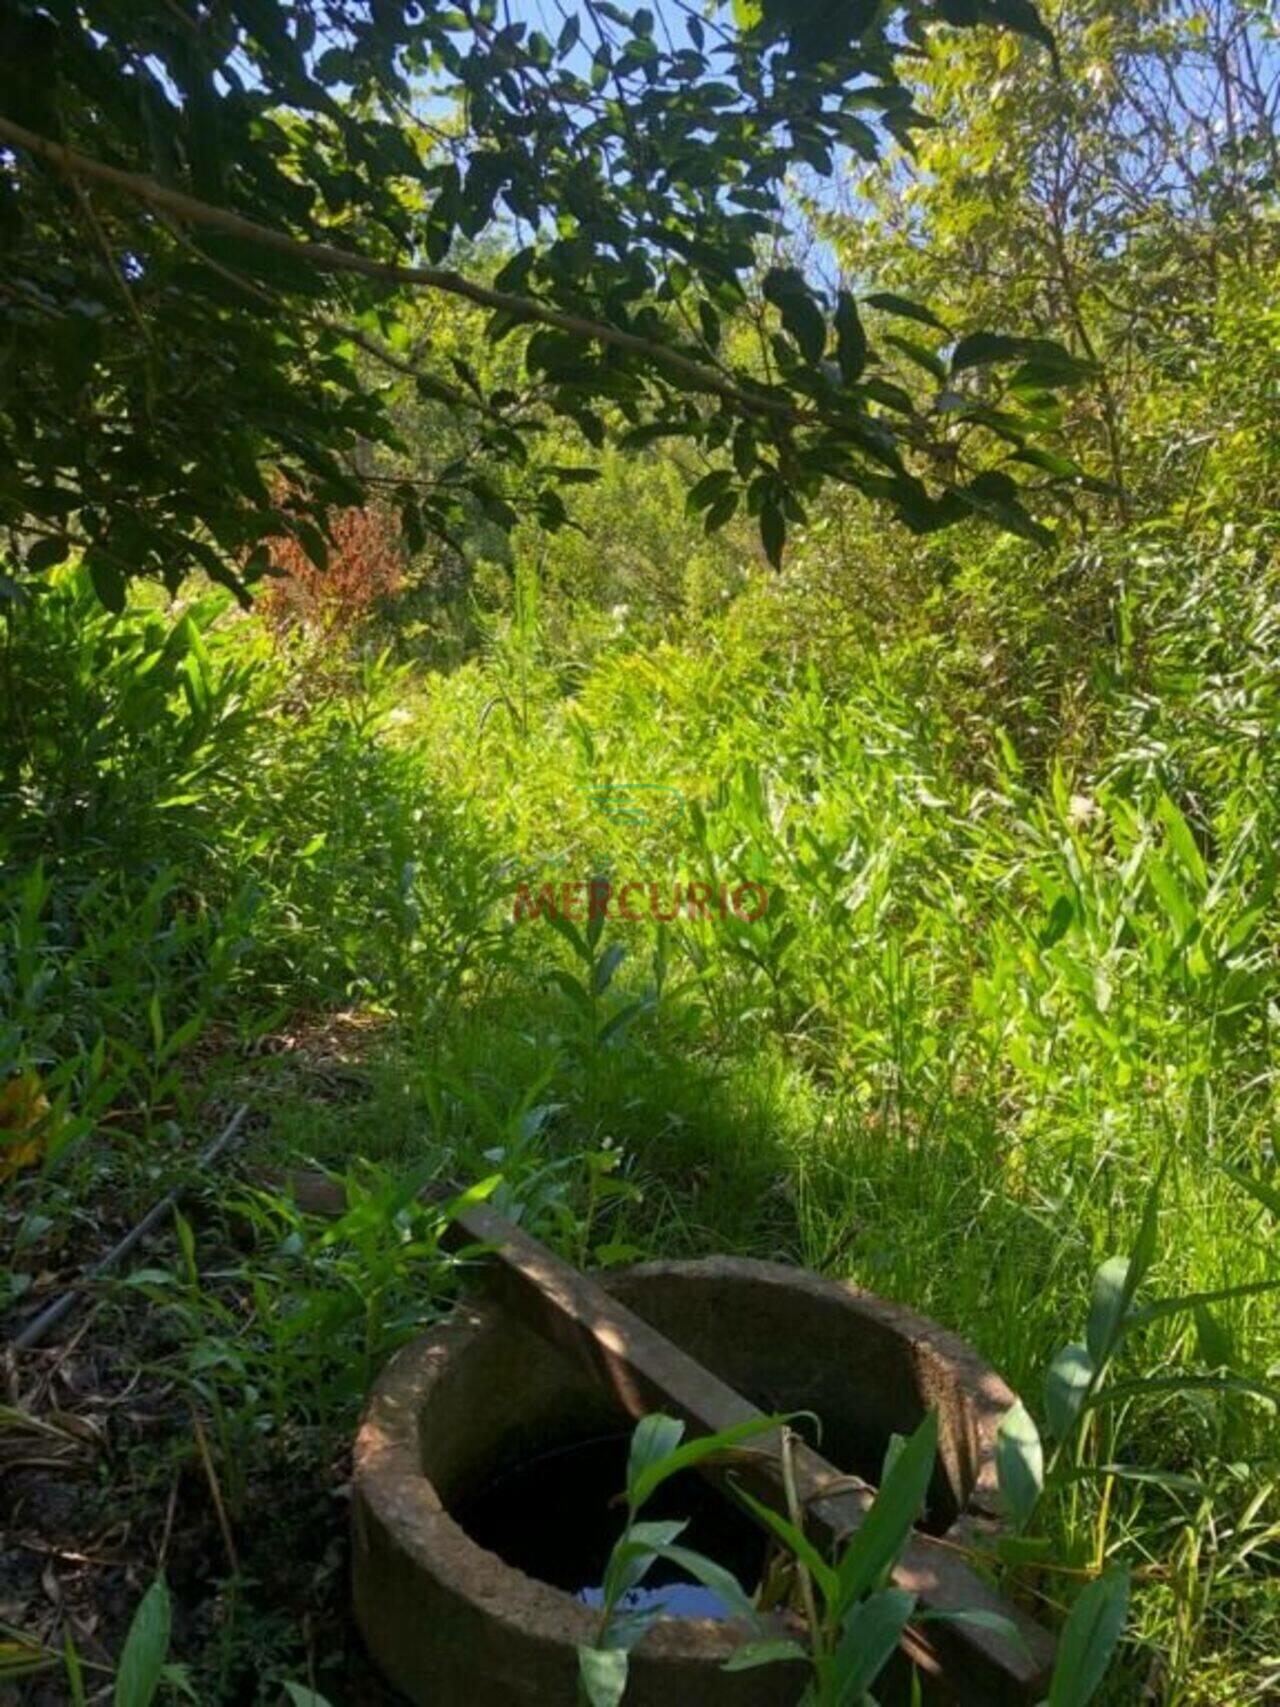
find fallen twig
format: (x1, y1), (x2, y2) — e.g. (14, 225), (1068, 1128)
(9, 1104), (250, 1353)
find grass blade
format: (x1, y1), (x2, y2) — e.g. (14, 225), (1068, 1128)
(113, 1579), (170, 1707)
(1047, 1569), (1129, 1707)
(834, 1410), (937, 1616)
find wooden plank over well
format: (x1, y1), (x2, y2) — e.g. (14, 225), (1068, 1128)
(446, 1195), (1055, 1704)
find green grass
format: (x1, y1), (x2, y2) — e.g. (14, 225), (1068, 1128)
(3, 556), (1278, 1704)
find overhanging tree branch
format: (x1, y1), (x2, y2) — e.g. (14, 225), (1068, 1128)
(0, 115), (805, 429)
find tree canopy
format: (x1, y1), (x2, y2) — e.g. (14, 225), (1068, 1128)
(0, 0), (1093, 608)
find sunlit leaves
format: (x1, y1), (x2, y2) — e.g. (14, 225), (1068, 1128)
(577, 1645), (629, 1707)
(996, 1401), (1043, 1532)
(627, 1412), (789, 1511)
(1086, 1256), (1133, 1366)
(1045, 1343), (1094, 1439)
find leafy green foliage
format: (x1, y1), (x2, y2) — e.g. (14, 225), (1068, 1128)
(281, 1688), (336, 1707)
(588, 1410), (1128, 1705)
(0, 573), (511, 1151)
(578, 1410), (787, 1703)
(1045, 1570), (1129, 1707)
(10, 526), (1275, 1698)
(0, 0), (1075, 594)
(112, 1580), (171, 1707)
(577, 1645), (630, 1707)
(831, 1411), (937, 1613)
(583, 1411), (958, 1706)
(4, 6), (1278, 1703)
(996, 1400), (1043, 1534)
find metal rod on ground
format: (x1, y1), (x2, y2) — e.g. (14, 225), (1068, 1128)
(10, 1102), (250, 1352)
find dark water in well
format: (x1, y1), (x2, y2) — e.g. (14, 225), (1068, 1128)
(453, 1433), (767, 1621)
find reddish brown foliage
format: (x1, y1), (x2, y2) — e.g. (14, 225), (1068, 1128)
(258, 503), (404, 636)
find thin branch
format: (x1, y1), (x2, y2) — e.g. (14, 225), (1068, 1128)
(68, 175), (153, 347)
(0, 115), (806, 429)
(154, 207), (513, 423)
